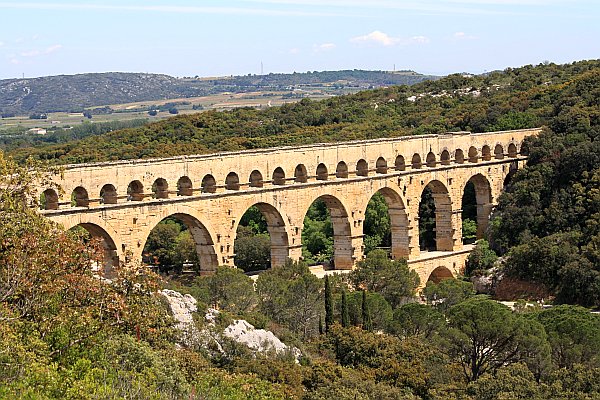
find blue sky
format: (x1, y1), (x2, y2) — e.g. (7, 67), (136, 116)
(0, 0), (598, 79)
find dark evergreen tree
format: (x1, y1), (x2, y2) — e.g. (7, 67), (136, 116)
(362, 290), (373, 331)
(324, 275), (333, 332)
(341, 289), (349, 328)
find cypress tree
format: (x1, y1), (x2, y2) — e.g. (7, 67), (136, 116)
(341, 288), (350, 328)
(318, 314), (324, 335)
(324, 275), (333, 332)
(362, 290), (373, 331)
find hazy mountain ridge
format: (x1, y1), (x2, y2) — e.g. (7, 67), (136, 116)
(0, 70), (436, 115)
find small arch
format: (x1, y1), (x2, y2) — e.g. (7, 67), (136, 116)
(272, 167), (286, 185)
(440, 150), (451, 165)
(201, 174), (217, 193)
(100, 184), (118, 204)
(428, 266), (454, 283)
(494, 144), (504, 159)
(316, 163), (328, 181)
(40, 188), (59, 210)
(356, 159), (368, 176)
(508, 143), (518, 157)
(395, 155), (406, 171)
(127, 180), (144, 201)
(376, 157), (388, 174)
(468, 146), (478, 163)
(336, 161), (349, 178)
(249, 170), (264, 188)
(152, 178), (169, 199)
(226, 172), (240, 190)
(454, 149), (465, 164)
(411, 153), (422, 169)
(177, 176), (193, 196)
(72, 186), (89, 207)
(426, 152), (436, 167)
(482, 145), (491, 161)
(294, 164), (308, 183)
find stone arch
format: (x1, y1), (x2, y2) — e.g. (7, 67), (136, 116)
(152, 178), (169, 199)
(426, 152), (436, 167)
(303, 194), (353, 270)
(100, 184), (118, 204)
(177, 176), (193, 196)
(336, 161), (349, 178)
(201, 174), (217, 193)
(455, 149), (465, 164)
(508, 143), (518, 157)
(226, 172), (240, 190)
(411, 153), (422, 169)
(440, 150), (451, 165)
(295, 164), (308, 183)
(272, 167), (286, 185)
(365, 186), (410, 259)
(494, 144), (504, 159)
(72, 186), (89, 207)
(127, 180), (144, 201)
(71, 222), (119, 275)
(144, 213), (218, 275)
(428, 266), (454, 283)
(234, 202), (290, 269)
(40, 188), (59, 210)
(356, 159), (368, 176)
(419, 180), (454, 251)
(482, 145), (491, 161)
(395, 155), (406, 171)
(316, 163), (328, 181)
(376, 157), (388, 174)
(249, 170), (264, 188)
(463, 173), (493, 240)
(468, 146), (478, 163)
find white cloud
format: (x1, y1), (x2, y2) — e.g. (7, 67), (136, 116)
(20, 44), (62, 57)
(350, 31), (430, 47)
(452, 31), (477, 40)
(313, 43), (336, 52)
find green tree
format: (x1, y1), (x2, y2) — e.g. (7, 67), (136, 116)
(234, 226), (271, 272)
(422, 278), (476, 312)
(194, 266), (257, 314)
(392, 302), (444, 339)
(341, 289), (349, 328)
(465, 239), (498, 275)
(363, 192), (391, 254)
(362, 290), (372, 331)
(324, 275), (333, 332)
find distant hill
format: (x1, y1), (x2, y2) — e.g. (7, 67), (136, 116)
(0, 70), (437, 115)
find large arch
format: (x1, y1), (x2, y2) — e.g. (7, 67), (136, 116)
(68, 222), (119, 275)
(303, 194), (353, 269)
(419, 180), (454, 252)
(427, 266), (454, 283)
(364, 187), (410, 259)
(234, 202), (290, 269)
(463, 173), (493, 239)
(142, 212), (218, 275)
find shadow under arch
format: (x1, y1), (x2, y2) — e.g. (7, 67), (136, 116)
(69, 222), (119, 275)
(143, 212), (218, 275)
(234, 202), (290, 270)
(462, 173), (493, 240)
(364, 186), (410, 259)
(303, 194), (353, 269)
(419, 179), (454, 252)
(427, 265), (454, 284)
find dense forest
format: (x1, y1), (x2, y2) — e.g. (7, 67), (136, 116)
(2, 60), (600, 398)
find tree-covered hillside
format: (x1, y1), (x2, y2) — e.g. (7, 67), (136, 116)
(7, 60), (599, 164)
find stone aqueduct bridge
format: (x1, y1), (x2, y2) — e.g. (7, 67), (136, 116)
(39, 128), (539, 283)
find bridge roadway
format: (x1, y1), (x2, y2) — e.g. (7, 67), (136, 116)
(38, 128), (539, 284)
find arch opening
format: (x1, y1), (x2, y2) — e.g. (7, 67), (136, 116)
(427, 266), (454, 284)
(482, 145), (491, 161)
(272, 167), (286, 185)
(295, 164), (308, 183)
(395, 155), (406, 171)
(336, 161), (349, 178)
(418, 180), (454, 252)
(364, 188), (410, 259)
(468, 146), (478, 163)
(302, 195), (352, 270)
(411, 153), (422, 169)
(249, 170), (264, 188)
(72, 186), (89, 207)
(316, 163), (328, 181)
(234, 203), (290, 272)
(177, 176), (193, 196)
(426, 152), (436, 168)
(143, 214), (217, 275)
(356, 159), (368, 177)
(440, 150), (451, 166)
(376, 157), (388, 174)
(68, 223), (118, 275)
(152, 178), (169, 199)
(201, 174), (217, 193)
(508, 143), (518, 157)
(40, 188), (59, 210)
(462, 174), (492, 243)
(100, 184), (118, 204)
(455, 149), (465, 164)
(494, 144), (504, 159)
(127, 180), (144, 201)
(226, 172), (240, 191)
